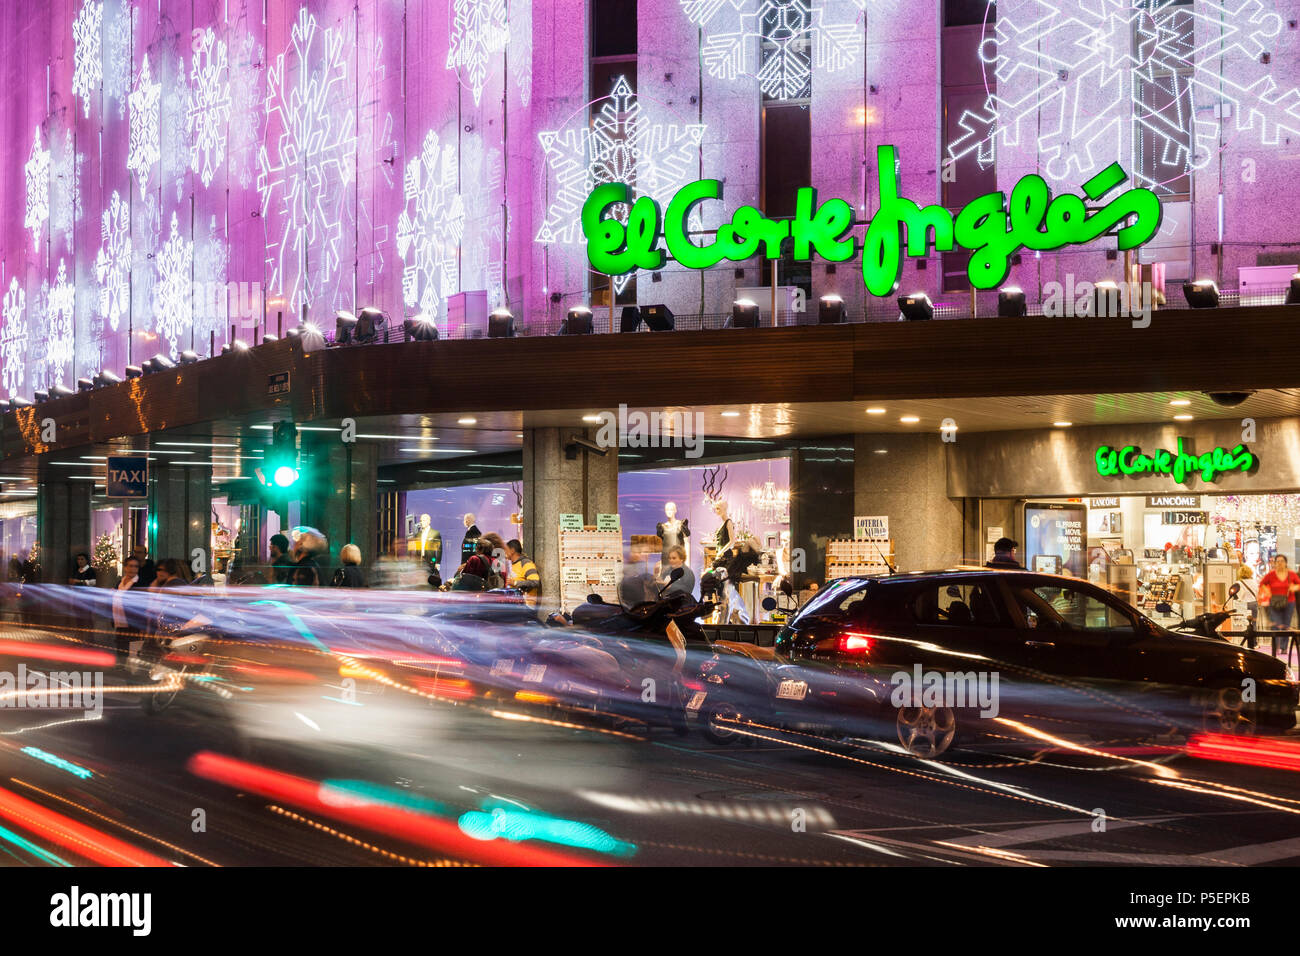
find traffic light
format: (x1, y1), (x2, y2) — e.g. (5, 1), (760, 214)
(258, 421), (301, 491)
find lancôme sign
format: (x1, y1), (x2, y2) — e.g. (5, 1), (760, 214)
(581, 145), (1163, 295)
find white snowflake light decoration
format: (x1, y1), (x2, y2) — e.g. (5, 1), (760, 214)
(52, 128), (86, 251)
(194, 215), (230, 343)
(948, 0), (1300, 188)
(127, 53), (161, 195)
(72, 0), (103, 118)
(446, 0), (510, 108)
(47, 260), (76, 388)
(536, 76), (707, 293)
(396, 129), (466, 320)
(153, 211), (194, 358)
(104, 0), (131, 120)
(188, 27), (231, 189)
(509, 0), (532, 107)
(258, 8), (357, 316)
(95, 190), (130, 332)
(684, 0), (864, 101)
(227, 26), (265, 190)
(1, 279), (28, 398)
(24, 127), (50, 253)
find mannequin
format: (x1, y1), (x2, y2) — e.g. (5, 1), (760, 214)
(711, 499), (750, 625)
(409, 513), (443, 562)
(460, 512), (481, 564)
(656, 501), (690, 571)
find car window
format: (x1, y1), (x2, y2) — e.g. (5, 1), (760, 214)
(911, 581), (1007, 627)
(1011, 583), (1133, 631)
(792, 579), (871, 624)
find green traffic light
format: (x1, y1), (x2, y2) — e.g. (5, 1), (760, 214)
(273, 465), (300, 488)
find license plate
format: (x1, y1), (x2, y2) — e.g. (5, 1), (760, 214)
(686, 690), (707, 712)
(524, 664), (547, 683)
(776, 679), (808, 701)
(491, 659), (513, 676)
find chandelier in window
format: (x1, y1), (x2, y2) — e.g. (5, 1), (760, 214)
(749, 480), (790, 524)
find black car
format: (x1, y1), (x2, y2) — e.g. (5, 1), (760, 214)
(726, 568), (1300, 758)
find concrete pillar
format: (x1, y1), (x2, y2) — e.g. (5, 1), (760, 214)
(299, 439), (378, 570)
(148, 461), (211, 571)
(854, 433), (965, 572)
(37, 473), (92, 584)
(790, 437), (855, 588)
(522, 427), (619, 614)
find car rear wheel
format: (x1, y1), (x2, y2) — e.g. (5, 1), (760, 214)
(897, 706), (956, 758)
(1202, 685), (1256, 736)
(702, 700), (747, 745)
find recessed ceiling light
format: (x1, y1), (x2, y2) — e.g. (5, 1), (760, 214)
(900, 415), (920, 424)
(1170, 399), (1191, 406)
(939, 423), (958, 432)
(581, 415), (602, 423)
(516, 433), (524, 438)
(355, 433), (438, 441)
(1174, 414), (1194, 421)
(720, 411), (741, 418)
(457, 417), (477, 425)
(866, 407), (886, 415)
(1053, 420), (1072, 427)
(874, 448), (888, 454)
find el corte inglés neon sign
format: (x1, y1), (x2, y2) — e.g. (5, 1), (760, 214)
(1095, 438), (1256, 484)
(581, 145), (1163, 295)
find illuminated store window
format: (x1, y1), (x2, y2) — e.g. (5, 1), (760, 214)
(590, 0), (639, 308)
(941, 1), (997, 292)
(1133, 0), (1194, 202)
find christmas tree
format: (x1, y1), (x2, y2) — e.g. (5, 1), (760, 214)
(93, 532), (119, 572)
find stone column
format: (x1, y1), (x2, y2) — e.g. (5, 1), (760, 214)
(36, 471), (92, 584)
(790, 438), (856, 588)
(522, 427), (619, 615)
(854, 433), (965, 572)
(299, 438), (379, 571)
(148, 461), (211, 572)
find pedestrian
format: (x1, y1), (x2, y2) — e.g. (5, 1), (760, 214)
(132, 546), (157, 587)
(292, 539), (321, 586)
(112, 554), (146, 664)
(1258, 554), (1300, 656)
(478, 532), (507, 588)
(661, 545), (696, 598)
(68, 552), (97, 586)
(269, 533), (296, 584)
(331, 544), (367, 588)
(504, 539), (540, 607)
(985, 537), (1023, 569)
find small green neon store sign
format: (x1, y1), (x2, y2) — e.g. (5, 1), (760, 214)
(1095, 439), (1257, 485)
(581, 145), (1163, 296)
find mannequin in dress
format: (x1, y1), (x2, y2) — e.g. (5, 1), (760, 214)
(656, 501), (690, 572)
(711, 499), (750, 625)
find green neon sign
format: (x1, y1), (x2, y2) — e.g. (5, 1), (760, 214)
(581, 145), (1163, 296)
(1095, 438), (1256, 485)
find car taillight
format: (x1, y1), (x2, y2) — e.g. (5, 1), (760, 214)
(837, 631), (873, 654)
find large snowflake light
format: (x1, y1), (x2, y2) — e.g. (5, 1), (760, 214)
(95, 190), (129, 332)
(104, 0), (131, 119)
(72, 0), (103, 118)
(947, 0), (1300, 188)
(684, 0), (865, 100)
(47, 260), (76, 388)
(536, 76), (706, 293)
(396, 129), (465, 320)
(52, 128), (86, 251)
(509, 0), (532, 107)
(188, 27), (231, 189)
(1, 279), (28, 398)
(258, 8), (357, 316)
(127, 53), (161, 195)
(153, 211), (193, 358)
(24, 127), (50, 253)
(228, 27), (265, 190)
(446, 0), (510, 108)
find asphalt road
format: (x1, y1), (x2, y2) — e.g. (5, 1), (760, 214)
(3, 664), (1300, 867)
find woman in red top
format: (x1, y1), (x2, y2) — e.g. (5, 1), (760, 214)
(1259, 554), (1300, 654)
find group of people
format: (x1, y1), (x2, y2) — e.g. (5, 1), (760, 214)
(446, 533), (541, 605)
(267, 533), (366, 588)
